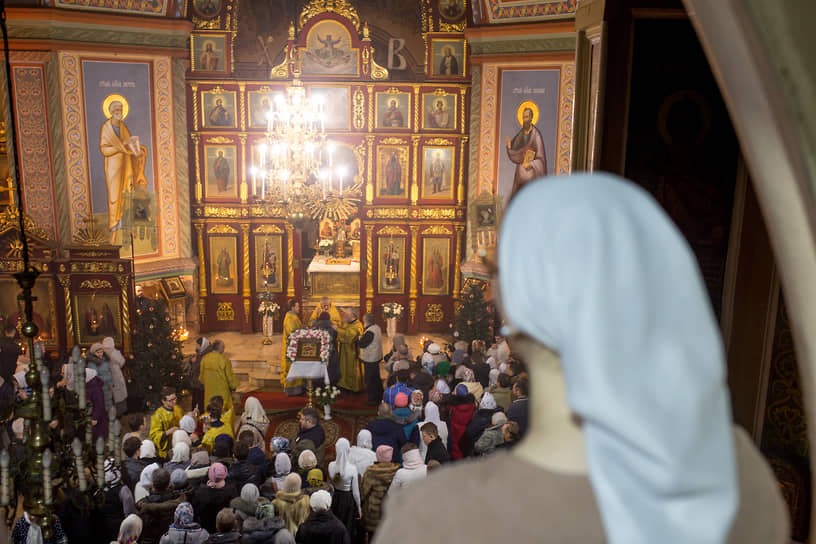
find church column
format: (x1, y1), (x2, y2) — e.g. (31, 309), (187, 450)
(409, 225), (419, 331)
(364, 224), (374, 317)
(195, 223), (207, 330)
(285, 224), (296, 300)
(241, 224), (252, 333)
(572, 0), (607, 171)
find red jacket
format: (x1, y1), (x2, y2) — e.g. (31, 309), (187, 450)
(448, 395), (476, 460)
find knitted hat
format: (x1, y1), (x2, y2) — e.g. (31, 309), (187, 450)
(207, 462), (227, 488)
(428, 343), (441, 354)
(376, 445), (393, 463)
(298, 449), (317, 470)
(310, 490), (332, 512)
(394, 392), (409, 408)
(90, 342), (104, 354)
(283, 473), (301, 493)
(479, 392), (497, 410)
(307, 468), (324, 487)
(170, 469), (188, 489)
(436, 360), (450, 377)
(455, 383), (468, 397)
(179, 415), (196, 434)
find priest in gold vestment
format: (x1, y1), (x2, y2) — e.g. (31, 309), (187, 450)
(281, 299), (303, 390)
(309, 296), (342, 327)
(337, 308), (364, 391)
(149, 386), (186, 459)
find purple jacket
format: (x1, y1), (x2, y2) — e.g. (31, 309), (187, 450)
(86, 376), (109, 440)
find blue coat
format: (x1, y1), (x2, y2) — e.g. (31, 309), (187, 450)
(365, 417), (407, 464)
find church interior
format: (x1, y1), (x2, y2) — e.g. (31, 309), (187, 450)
(1, 0), (816, 541)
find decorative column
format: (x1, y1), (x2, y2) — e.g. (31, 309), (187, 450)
(58, 273), (74, 344)
(192, 133), (202, 203)
(409, 225), (419, 330)
(365, 225), (374, 316)
(195, 223), (207, 328)
(410, 136), (420, 205)
(241, 224), (252, 332)
(285, 224), (295, 298)
(365, 135), (375, 205)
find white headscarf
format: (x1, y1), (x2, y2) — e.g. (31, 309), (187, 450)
(198, 337), (210, 353)
(84, 367), (98, 382)
(433, 379), (450, 395)
(241, 483), (260, 504)
(241, 396), (269, 425)
(423, 401), (442, 428)
(117, 513), (143, 543)
(171, 442), (190, 464)
(179, 415), (196, 434)
(172, 429), (192, 449)
(356, 429), (373, 450)
(498, 173), (737, 544)
(330, 437), (355, 480)
(23, 512), (43, 544)
(138, 462), (159, 490)
(139, 439), (157, 459)
(310, 489), (332, 512)
(488, 368), (500, 386)
(275, 452), (292, 475)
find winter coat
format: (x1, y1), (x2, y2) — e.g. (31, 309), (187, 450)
(122, 457), (148, 492)
(205, 531), (241, 544)
(448, 394), (476, 460)
(491, 386), (512, 411)
(507, 397), (529, 437)
(409, 371), (434, 402)
(101, 484), (133, 542)
(136, 491), (187, 544)
(105, 345), (128, 403)
(240, 518), (294, 544)
(160, 524), (210, 544)
(271, 489), (312, 535)
(192, 482), (239, 533)
(295, 510), (350, 544)
(382, 382), (413, 408)
(227, 459), (262, 490)
(473, 361), (491, 388)
(86, 352), (114, 411)
(392, 407), (420, 444)
(466, 408), (498, 446)
(86, 375), (108, 440)
(365, 418), (407, 464)
(424, 437), (450, 465)
(359, 462), (399, 533)
(229, 496), (268, 529)
(474, 425), (504, 456)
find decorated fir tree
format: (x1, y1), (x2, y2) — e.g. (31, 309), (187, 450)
(454, 281), (494, 347)
(127, 298), (189, 411)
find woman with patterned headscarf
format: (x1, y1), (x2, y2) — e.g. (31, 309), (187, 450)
(101, 457), (136, 541)
(158, 502), (209, 544)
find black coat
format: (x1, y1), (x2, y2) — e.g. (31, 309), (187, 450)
(205, 532), (242, 544)
(192, 482), (239, 533)
(122, 457), (148, 492)
(240, 518), (287, 544)
(314, 320), (341, 385)
(295, 510), (350, 544)
(408, 371), (434, 401)
(466, 408), (498, 445)
(473, 361), (491, 388)
(365, 418), (407, 464)
(424, 437), (450, 465)
(227, 459), (262, 490)
(0, 336), (20, 385)
(507, 397), (529, 437)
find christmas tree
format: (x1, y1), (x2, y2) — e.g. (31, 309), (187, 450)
(128, 297), (189, 412)
(454, 281), (494, 347)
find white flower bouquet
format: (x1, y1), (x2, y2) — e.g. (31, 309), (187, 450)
(257, 292), (280, 317)
(382, 302), (404, 320)
(315, 384), (341, 406)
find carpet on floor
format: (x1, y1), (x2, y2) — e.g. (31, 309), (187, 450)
(242, 388), (377, 414)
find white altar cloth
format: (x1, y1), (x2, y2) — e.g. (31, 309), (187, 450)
(287, 360), (329, 385)
(307, 256), (360, 273)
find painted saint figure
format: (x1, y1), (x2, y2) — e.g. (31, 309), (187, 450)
(383, 242), (400, 287)
(429, 152), (445, 194)
(208, 98), (232, 126)
(383, 99), (404, 127)
(213, 150), (230, 192)
(506, 106), (547, 197)
(385, 151), (402, 195)
(438, 46), (460, 76)
(262, 241), (277, 286)
(200, 41), (219, 71)
(427, 248), (444, 289)
(99, 98), (148, 243)
(215, 248), (233, 286)
(428, 99), (451, 129)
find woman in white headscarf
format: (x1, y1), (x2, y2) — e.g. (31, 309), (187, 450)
(134, 462), (159, 503)
(139, 439), (158, 464)
(375, 174), (789, 543)
(102, 337), (128, 416)
(113, 514), (143, 544)
(418, 401), (448, 461)
(165, 441), (191, 475)
(348, 429), (377, 477)
(236, 396), (269, 451)
(327, 437), (361, 540)
(264, 450), (292, 494)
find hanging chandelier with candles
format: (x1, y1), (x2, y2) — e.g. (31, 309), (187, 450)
(250, 73), (363, 226)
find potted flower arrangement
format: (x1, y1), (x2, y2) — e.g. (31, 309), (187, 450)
(314, 384), (340, 419)
(257, 292), (280, 344)
(382, 302), (404, 338)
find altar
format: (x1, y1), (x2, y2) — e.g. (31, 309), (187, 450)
(308, 255), (360, 299)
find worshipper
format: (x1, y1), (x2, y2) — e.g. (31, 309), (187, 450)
(211, 435), (235, 467)
(375, 174), (790, 543)
(387, 443), (426, 492)
(390, 345), (412, 374)
(240, 503), (295, 544)
(87, 342), (114, 412)
(434, 359), (451, 384)
(200, 340), (238, 411)
(0, 324), (20, 386)
(466, 391), (499, 451)
(418, 401), (448, 461)
(180, 414), (200, 443)
(136, 468), (186, 544)
(303, 467), (333, 497)
(473, 412), (508, 456)
(295, 490), (350, 544)
(190, 336), (214, 410)
(507, 375), (529, 437)
(165, 441), (191, 475)
(173, 428), (193, 449)
(296, 449), (325, 486)
(11, 510), (68, 543)
(102, 336), (128, 416)
(192, 463), (238, 533)
(408, 389), (424, 417)
(186, 449), (212, 488)
(229, 483), (267, 529)
(122, 412), (146, 447)
(263, 448), (292, 496)
(408, 367), (434, 404)
(327, 438), (361, 541)
(337, 307), (364, 391)
(497, 421), (521, 449)
(420, 343), (435, 375)
(85, 366), (109, 440)
(271, 473), (312, 536)
(101, 457), (135, 541)
(135, 462), (160, 503)
(383, 333), (407, 366)
(348, 429), (377, 477)
(113, 514), (143, 544)
(494, 335), (510, 364)
(308, 296), (342, 327)
(267, 435), (291, 476)
(8, 418), (25, 462)
(201, 398), (235, 454)
(359, 445), (399, 540)
(159, 502), (210, 544)
(358, 313), (384, 405)
(150, 386), (186, 459)
(171, 469), (192, 495)
(448, 383), (476, 460)
(488, 368), (500, 388)
(228, 441), (262, 489)
(294, 407), (325, 465)
(313, 311), (341, 385)
(458, 368), (483, 401)
(236, 396), (269, 452)
(421, 422), (450, 464)
(122, 436), (148, 491)
(204, 508), (241, 544)
(382, 372), (412, 408)
(365, 402), (407, 464)
(491, 372), (512, 411)
(140, 438), (160, 465)
(281, 299), (304, 395)
(391, 392), (420, 445)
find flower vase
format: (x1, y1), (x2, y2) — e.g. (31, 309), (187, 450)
(386, 317), (397, 338)
(323, 404), (332, 420)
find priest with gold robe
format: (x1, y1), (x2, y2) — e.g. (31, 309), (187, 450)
(281, 299), (304, 393)
(309, 296), (342, 328)
(337, 308), (364, 392)
(149, 386), (186, 459)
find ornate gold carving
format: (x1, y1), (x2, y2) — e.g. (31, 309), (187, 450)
(70, 262), (120, 273)
(0, 206), (49, 241)
(79, 279), (112, 289)
(209, 85), (227, 94)
(380, 137), (407, 145)
(253, 224), (284, 234)
(199, 299), (206, 321)
(239, 82), (247, 131)
(216, 302), (235, 321)
(365, 225), (374, 298)
(426, 137), (454, 145)
(286, 224), (295, 297)
(192, 84), (200, 130)
(192, 134), (203, 203)
(383, 87), (402, 94)
(425, 303), (444, 322)
(72, 215), (108, 246)
(207, 224), (238, 234)
(409, 225), (418, 298)
(365, 135), (375, 205)
(411, 136), (420, 205)
(270, 42), (291, 79)
(299, 0), (360, 32)
(458, 136), (467, 205)
(366, 208), (410, 219)
(439, 21), (466, 33)
(409, 299), (416, 323)
(353, 89), (365, 130)
(58, 275), (74, 344)
(120, 274), (131, 352)
(378, 225), (408, 235)
(367, 86), (374, 132)
(459, 88), (467, 135)
(414, 87), (420, 130)
(204, 207), (241, 217)
(192, 16), (220, 29)
(418, 208), (457, 219)
(0, 261), (23, 273)
(195, 224), (207, 298)
(421, 225), (452, 235)
(243, 297), (251, 324)
(241, 224), (251, 297)
(206, 136), (233, 144)
(249, 205), (287, 218)
(365, 298), (372, 314)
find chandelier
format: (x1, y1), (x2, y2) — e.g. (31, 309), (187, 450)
(251, 74), (363, 227)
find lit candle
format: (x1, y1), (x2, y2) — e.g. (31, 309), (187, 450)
(41, 367), (51, 421)
(112, 419), (122, 465)
(72, 438), (87, 491)
(42, 449), (52, 505)
(0, 449), (9, 505)
(96, 437), (105, 489)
